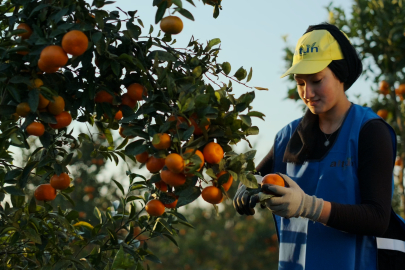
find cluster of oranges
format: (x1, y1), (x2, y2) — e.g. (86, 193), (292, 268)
(137, 127), (235, 216)
(379, 80), (405, 99)
(96, 83), (148, 127)
(16, 78), (72, 137)
(34, 172), (71, 201)
(377, 81), (405, 120)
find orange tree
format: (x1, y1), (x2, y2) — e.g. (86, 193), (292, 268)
(0, 0), (266, 268)
(282, 0), (405, 216)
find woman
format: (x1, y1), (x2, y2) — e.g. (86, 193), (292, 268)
(233, 23), (405, 270)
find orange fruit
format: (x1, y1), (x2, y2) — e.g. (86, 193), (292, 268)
(184, 149), (204, 171)
(61, 30), (89, 56)
(160, 169), (186, 187)
(50, 172), (71, 190)
(38, 59), (59, 73)
(16, 102), (31, 117)
(121, 93), (137, 109)
(31, 78), (43, 88)
(216, 171), (233, 192)
(47, 96), (65, 115)
(165, 153), (184, 173)
(190, 114), (210, 135)
(379, 80), (390, 95)
(49, 111), (72, 129)
(163, 192), (178, 208)
(155, 180), (168, 192)
(95, 90), (113, 104)
(17, 49), (29, 55)
(38, 94), (50, 109)
(160, 16), (183, 35)
(84, 186), (95, 193)
(34, 184), (57, 201)
(202, 186), (223, 204)
(152, 133), (171, 150)
(203, 142), (224, 164)
(127, 83), (147, 101)
(136, 151), (149, 163)
(17, 23), (33, 39)
(146, 156), (166, 173)
(145, 199), (165, 216)
(262, 174), (286, 195)
(377, 109), (388, 120)
(26, 122), (45, 136)
(398, 84), (405, 95)
(39, 45), (68, 68)
(114, 110), (123, 120)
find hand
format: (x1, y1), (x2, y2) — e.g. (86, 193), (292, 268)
(233, 175), (265, 216)
(263, 173), (324, 221)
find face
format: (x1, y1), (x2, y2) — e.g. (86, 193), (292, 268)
(294, 67), (345, 115)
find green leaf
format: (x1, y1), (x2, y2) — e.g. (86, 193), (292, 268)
(234, 67), (247, 81)
(111, 246), (136, 269)
(247, 67), (253, 82)
(155, 0), (167, 23)
(239, 173), (258, 188)
(20, 161), (38, 188)
(25, 228), (42, 244)
(148, 50), (177, 62)
(246, 126), (259, 135)
(247, 111), (265, 120)
(126, 21), (141, 39)
(206, 38), (221, 51)
(125, 140), (147, 156)
(145, 254), (162, 264)
(113, 179), (125, 195)
(239, 115), (252, 126)
(163, 233), (179, 247)
(192, 66), (202, 78)
(213, 5), (220, 18)
(222, 62), (231, 75)
(4, 186), (25, 196)
(94, 207), (102, 224)
(61, 193), (75, 207)
(176, 186), (201, 207)
(177, 8), (194, 21)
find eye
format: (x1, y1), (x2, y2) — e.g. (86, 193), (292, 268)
(296, 82), (305, 86)
(313, 79), (322, 84)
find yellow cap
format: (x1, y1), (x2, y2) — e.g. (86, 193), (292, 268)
(281, 30), (344, 78)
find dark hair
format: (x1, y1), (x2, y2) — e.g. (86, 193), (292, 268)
(304, 23), (362, 91)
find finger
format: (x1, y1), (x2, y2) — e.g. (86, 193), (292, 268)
(249, 194), (260, 208)
(233, 191), (245, 215)
(233, 195), (244, 215)
(236, 191), (248, 215)
(267, 196), (285, 206)
(241, 192), (255, 215)
(262, 184), (288, 196)
(267, 204), (286, 212)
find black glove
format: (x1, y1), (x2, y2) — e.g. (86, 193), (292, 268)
(233, 184), (265, 216)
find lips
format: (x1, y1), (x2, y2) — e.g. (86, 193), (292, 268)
(308, 99), (320, 106)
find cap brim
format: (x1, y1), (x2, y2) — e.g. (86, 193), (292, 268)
(280, 60), (332, 78)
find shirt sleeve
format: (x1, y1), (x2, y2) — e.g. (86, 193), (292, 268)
(326, 119), (393, 236)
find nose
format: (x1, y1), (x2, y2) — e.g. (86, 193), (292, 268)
(303, 84), (315, 100)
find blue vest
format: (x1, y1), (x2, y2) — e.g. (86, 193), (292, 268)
(272, 104), (405, 270)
